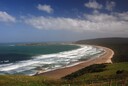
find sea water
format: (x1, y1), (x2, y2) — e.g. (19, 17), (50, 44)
(0, 43), (104, 75)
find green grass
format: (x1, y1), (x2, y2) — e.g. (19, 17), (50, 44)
(0, 75), (49, 86)
(62, 64), (107, 80)
(62, 62), (128, 85)
(0, 63), (128, 86)
(65, 62), (128, 81)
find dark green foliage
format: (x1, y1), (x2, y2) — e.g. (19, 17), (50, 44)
(76, 38), (128, 45)
(62, 64), (107, 80)
(115, 70), (128, 79)
(116, 70), (124, 74)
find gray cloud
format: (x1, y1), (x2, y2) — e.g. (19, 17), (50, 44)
(37, 4), (53, 13)
(84, 0), (103, 9)
(0, 11), (16, 23)
(116, 12), (128, 21)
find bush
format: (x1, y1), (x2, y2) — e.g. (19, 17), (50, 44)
(62, 64), (107, 80)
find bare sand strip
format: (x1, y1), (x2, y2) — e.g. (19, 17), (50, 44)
(36, 46), (114, 79)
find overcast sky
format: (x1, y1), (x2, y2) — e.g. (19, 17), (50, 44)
(0, 0), (128, 43)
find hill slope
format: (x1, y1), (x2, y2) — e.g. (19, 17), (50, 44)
(76, 37), (128, 45)
(75, 37), (128, 62)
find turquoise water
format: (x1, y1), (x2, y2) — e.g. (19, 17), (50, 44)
(0, 44), (104, 75)
(0, 44), (79, 64)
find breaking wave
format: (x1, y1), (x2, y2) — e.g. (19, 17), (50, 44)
(0, 45), (105, 75)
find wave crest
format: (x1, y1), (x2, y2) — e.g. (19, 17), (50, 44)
(0, 45), (104, 75)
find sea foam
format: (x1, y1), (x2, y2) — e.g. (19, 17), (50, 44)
(0, 45), (104, 75)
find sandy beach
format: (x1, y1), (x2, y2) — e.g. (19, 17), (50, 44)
(36, 45), (114, 79)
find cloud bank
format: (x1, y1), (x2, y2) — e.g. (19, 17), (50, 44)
(37, 4), (53, 13)
(0, 11), (16, 23)
(25, 12), (128, 33)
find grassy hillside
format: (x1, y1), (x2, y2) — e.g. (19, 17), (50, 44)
(63, 63), (128, 80)
(0, 63), (128, 86)
(62, 62), (128, 85)
(0, 75), (48, 86)
(76, 37), (128, 62)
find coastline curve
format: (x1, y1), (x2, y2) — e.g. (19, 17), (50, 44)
(36, 45), (114, 79)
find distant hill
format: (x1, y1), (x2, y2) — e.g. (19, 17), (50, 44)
(76, 37), (128, 62)
(76, 37), (128, 45)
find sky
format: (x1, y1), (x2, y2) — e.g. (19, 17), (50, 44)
(0, 0), (128, 43)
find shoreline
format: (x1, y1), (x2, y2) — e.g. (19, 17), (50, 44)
(34, 44), (105, 75)
(35, 45), (114, 79)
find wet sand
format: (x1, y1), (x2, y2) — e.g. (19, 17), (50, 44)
(36, 46), (114, 79)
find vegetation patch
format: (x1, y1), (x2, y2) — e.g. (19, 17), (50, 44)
(62, 64), (107, 80)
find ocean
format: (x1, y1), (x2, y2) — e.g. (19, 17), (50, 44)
(0, 43), (104, 75)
